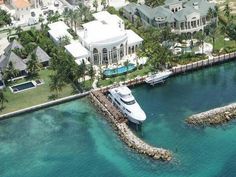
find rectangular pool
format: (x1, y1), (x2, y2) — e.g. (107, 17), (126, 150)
(10, 81), (36, 93)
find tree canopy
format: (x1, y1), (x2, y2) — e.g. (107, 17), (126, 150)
(0, 9), (11, 27)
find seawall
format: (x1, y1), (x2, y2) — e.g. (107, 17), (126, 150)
(89, 91), (172, 161)
(186, 103), (236, 126)
(0, 92), (89, 120)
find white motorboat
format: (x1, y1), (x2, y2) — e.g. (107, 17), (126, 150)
(145, 70), (173, 85)
(108, 86), (146, 124)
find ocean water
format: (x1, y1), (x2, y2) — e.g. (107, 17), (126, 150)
(1, 61), (236, 177)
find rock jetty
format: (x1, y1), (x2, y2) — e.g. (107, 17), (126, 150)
(186, 103), (236, 126)
(90, 91), (172, 161)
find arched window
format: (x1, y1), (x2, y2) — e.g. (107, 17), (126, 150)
(128, 47), (131, 54)
(120, 44), (124, 58)
(102, 48), (108, 64)
(93, 48), (99, 65)
(112, 47), (117, 63)
(132, 46), (135, 53)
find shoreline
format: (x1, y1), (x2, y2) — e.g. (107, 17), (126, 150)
(186, 103), (236, 126)
(1, 51), (236, 119)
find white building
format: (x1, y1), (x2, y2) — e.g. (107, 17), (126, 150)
(78, 11), (143, 65)
(48, 11), (143, 66)
(9, 0), (31, 21)
(48, 21), (73, 44)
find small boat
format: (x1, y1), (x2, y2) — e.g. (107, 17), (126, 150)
(108, 86), (146, 124)
(145, 70), (173, 86)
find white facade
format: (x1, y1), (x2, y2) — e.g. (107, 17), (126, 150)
(78, 11), (143, 65)
(48, 12), (143, 66)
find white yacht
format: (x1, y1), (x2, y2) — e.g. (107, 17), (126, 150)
(108, 86), (146, 124)
(145, 70), (173, 86)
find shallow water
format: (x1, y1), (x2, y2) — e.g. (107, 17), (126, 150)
(1, 61), (236, 177)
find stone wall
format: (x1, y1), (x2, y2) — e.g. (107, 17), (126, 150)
(186, 103), (236, 126)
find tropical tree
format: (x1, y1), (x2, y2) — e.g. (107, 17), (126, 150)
(93, 0), (98, 12)
(3, 61), (19, 82)
(26, 52), (42, 76)
(223, 3), (231, 21)
(15, 26), (23, 35)
(220, 25), (227, 49)
(0, 90), (8, 110)
(58, 35), (71, 47)
(0, 9), (12, 27)
(79, 60), (87, 82)
(49, 73), (65, 97)
(208, 22), (217, 52)
(101, 0), (107, 10)
(195, 31), (205, 54)
(88, 64), (95, 81)
(72, 9), (82, 32)
(145, 0), (165, 7)
(79, 4), (93, 23)
(226, 23), (236, 45)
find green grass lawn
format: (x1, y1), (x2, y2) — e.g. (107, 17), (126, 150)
(0, 69), (75, 115)
(98, 65), (151, 87)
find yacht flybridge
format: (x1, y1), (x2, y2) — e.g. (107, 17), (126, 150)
(108, 86), (146, 124)
(145, 70), (173, 86)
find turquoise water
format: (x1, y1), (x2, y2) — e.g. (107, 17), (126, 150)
(103, 63), (136, 77)
(1, 61), (236, 176)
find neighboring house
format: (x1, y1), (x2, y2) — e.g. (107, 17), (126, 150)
(123, 0), (216, 34)
(9, 0), (31, 21)
(26, 46), (51, 67)
(0, 52), (27, 77)
(48, 21), (73, 44)
(0, 40), (27, 84)
(4, 39), (23, 54)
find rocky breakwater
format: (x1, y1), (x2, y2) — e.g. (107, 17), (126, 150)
(186, 103), (236, 126)
(117, 123), (172, 161)
(89, 91), (172, 161)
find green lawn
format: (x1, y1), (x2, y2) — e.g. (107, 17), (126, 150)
(0, 69), (75, 115)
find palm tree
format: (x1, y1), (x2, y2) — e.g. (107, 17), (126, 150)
(0, 90), (8, 110)
(26, 52), (42, 76)
(220, 25), (227, 49)
(209, 22), (217, 52)
(93, 0), (98, 12)
(49, 74), (65, 97)
(79, 60), (87, 82)
(3, 61), (19, 82)
(101, 0), (107, 10)
(223, 3), (231, 21)
(88, 65), (95, 80)
(207, 8), (214, 22)
(72, 9), (81, 32)
(195, 31), (205, 54)
(15, 26), (23, 35)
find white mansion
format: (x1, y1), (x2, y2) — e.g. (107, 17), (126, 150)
(123, 0), (216, 34)
(48, 11), (143, 66)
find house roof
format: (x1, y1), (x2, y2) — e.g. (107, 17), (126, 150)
(12, 0), (31, 8)
(48, 21), (70, 31)
(34, 46), (50, 63)
(65, 42), (90, 59)
(126, 0), (215, 23)
(126, 30), (143, 45)
(0, 52), (26, 71)
(4, 40), (23, 55)
(123, 3), (138, 15)
(25, 46), (50, 63)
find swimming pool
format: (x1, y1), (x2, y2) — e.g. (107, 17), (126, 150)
(103, 63), (136, 77)
(10, 81), (36, 93)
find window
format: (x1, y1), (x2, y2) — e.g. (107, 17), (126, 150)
(120, 98), (135, 105)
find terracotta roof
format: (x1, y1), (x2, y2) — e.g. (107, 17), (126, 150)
(12, 0), (31, 9)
